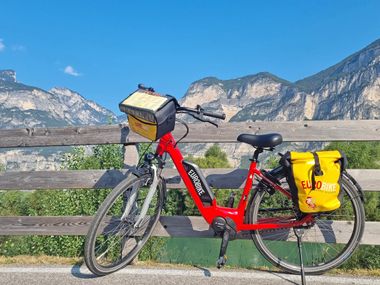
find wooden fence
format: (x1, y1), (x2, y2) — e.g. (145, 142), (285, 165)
(0, 120), (379, 245)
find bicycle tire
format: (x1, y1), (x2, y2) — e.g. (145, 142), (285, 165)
(248, 173), (365, 274)
(84, 173), (164, 276)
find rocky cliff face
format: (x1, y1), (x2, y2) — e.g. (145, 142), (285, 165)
(0, 71), (117, 170)
(180, 39), (380, 166)
(181, 73), (310, 122)
(0, 71), (116, 129)
(296, 39), (380, 120)
(1, 39), (379, 169)
(181, 40), (380, 122)
(0, 70), (16, 83)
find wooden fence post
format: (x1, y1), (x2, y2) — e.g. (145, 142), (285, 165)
(123, 144), (139, 168)
(122, 143), (139, 263)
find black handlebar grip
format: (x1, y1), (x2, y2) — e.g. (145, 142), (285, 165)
(202, 110), (226, 120)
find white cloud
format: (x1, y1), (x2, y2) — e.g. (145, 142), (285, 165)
(0, 39), (5, 52)
(64, 65), (82, 77)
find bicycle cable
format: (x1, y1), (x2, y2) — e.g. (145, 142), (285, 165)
(174, 118), (189, 148)
(137, 142), (153, 166)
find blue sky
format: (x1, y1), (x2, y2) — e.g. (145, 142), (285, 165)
(0, 0), (379, 113)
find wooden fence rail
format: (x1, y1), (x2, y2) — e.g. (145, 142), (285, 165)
(0, 120), (379, 148)
(0, 169), (379, 191)
(0, 216), (378, 245)
(0, 120), (379, 245)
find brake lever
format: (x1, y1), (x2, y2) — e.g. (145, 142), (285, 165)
(190, 113), (219, 128)
(204, 118), (218, 128)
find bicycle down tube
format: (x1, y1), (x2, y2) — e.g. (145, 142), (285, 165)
(156, 132), (313, 232)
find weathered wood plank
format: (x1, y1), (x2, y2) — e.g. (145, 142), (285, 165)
(344, 169), (380, 192)
(123, 144), (139, 168)
(177, 120), (380, 143)
(0, 120), (379, 148)
(0, 170), (130, 189)
(0, 124), (132, 148)
(0, 169), (378, 191)
(0, 216), (377, 245)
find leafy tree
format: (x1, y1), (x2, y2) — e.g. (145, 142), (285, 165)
(324, 141), (380, 221)
(324, 141), (380, 269)
(180, 144), (232, 215)
(263, 155), (280, 169)
(0, 144), (124, 258)
(186, 144), (231, 168)
(325, 141), (380, 169)
(64, 144), (123, 170)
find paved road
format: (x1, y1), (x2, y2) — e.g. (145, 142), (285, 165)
(0, 265), (379, 285)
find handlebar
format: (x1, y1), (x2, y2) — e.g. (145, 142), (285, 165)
(202, 110), (226, 120)
(177, 106), (226, 120)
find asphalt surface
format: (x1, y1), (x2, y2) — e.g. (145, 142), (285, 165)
(0, 265), (379, 285)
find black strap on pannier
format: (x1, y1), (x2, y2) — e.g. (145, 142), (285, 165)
(311, 152), (323, 190)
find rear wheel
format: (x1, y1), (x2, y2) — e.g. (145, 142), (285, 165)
(84, 173), (164, 276)
(248, 174), (365, 274)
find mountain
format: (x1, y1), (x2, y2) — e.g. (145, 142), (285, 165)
(0, 70), (117, 170)
(295, 39), (380, 120)
(1, 39), (379, 169)
(181, 39), (380, 122)
(180, 39), (380, 165)
(296, 39), (380, 92)
(0, 70), (116, 129)
(181, 72), (308, 122)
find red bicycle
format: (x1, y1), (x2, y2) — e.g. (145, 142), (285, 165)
(84, 89), (365, 276)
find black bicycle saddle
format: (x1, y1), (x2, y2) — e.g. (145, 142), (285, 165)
(237, 133), (283, 148)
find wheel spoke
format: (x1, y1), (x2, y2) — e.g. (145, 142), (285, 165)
(250, 176), (364, 274)
(84, 174), (163, 275)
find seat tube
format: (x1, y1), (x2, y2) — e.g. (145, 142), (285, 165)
(238, 161), (257, 212)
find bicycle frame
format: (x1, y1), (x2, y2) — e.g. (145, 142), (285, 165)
(156, 132), (313, 233)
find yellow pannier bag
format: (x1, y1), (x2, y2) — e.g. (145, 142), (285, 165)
(119, 88), (178, 141)
(282, 151), (346, 213)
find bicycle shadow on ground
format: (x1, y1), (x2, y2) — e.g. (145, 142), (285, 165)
(191, 265), (300, 284)
(263, 271), (300, 285)
(70, 261), (99, 279)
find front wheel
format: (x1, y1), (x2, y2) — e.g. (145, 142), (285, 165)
(84, 173), (164, 276)
(248, 174), (365, 274)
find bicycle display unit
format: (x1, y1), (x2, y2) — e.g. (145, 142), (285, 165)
(84, 86), (365, 282)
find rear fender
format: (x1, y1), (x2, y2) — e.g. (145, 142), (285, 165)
(343, 171), (365, 202)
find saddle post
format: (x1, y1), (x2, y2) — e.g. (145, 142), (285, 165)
(252, 147), (264, 162)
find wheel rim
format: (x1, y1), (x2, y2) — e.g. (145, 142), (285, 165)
(90, 176), (162, 270)
(251, 179), (363, 273)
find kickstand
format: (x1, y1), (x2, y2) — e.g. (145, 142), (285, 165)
(294, 228), (307, 285)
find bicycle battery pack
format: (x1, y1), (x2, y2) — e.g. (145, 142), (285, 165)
(182, 161), (214, 206)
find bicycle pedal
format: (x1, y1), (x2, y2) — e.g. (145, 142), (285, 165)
(216, 255), (227, 269)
